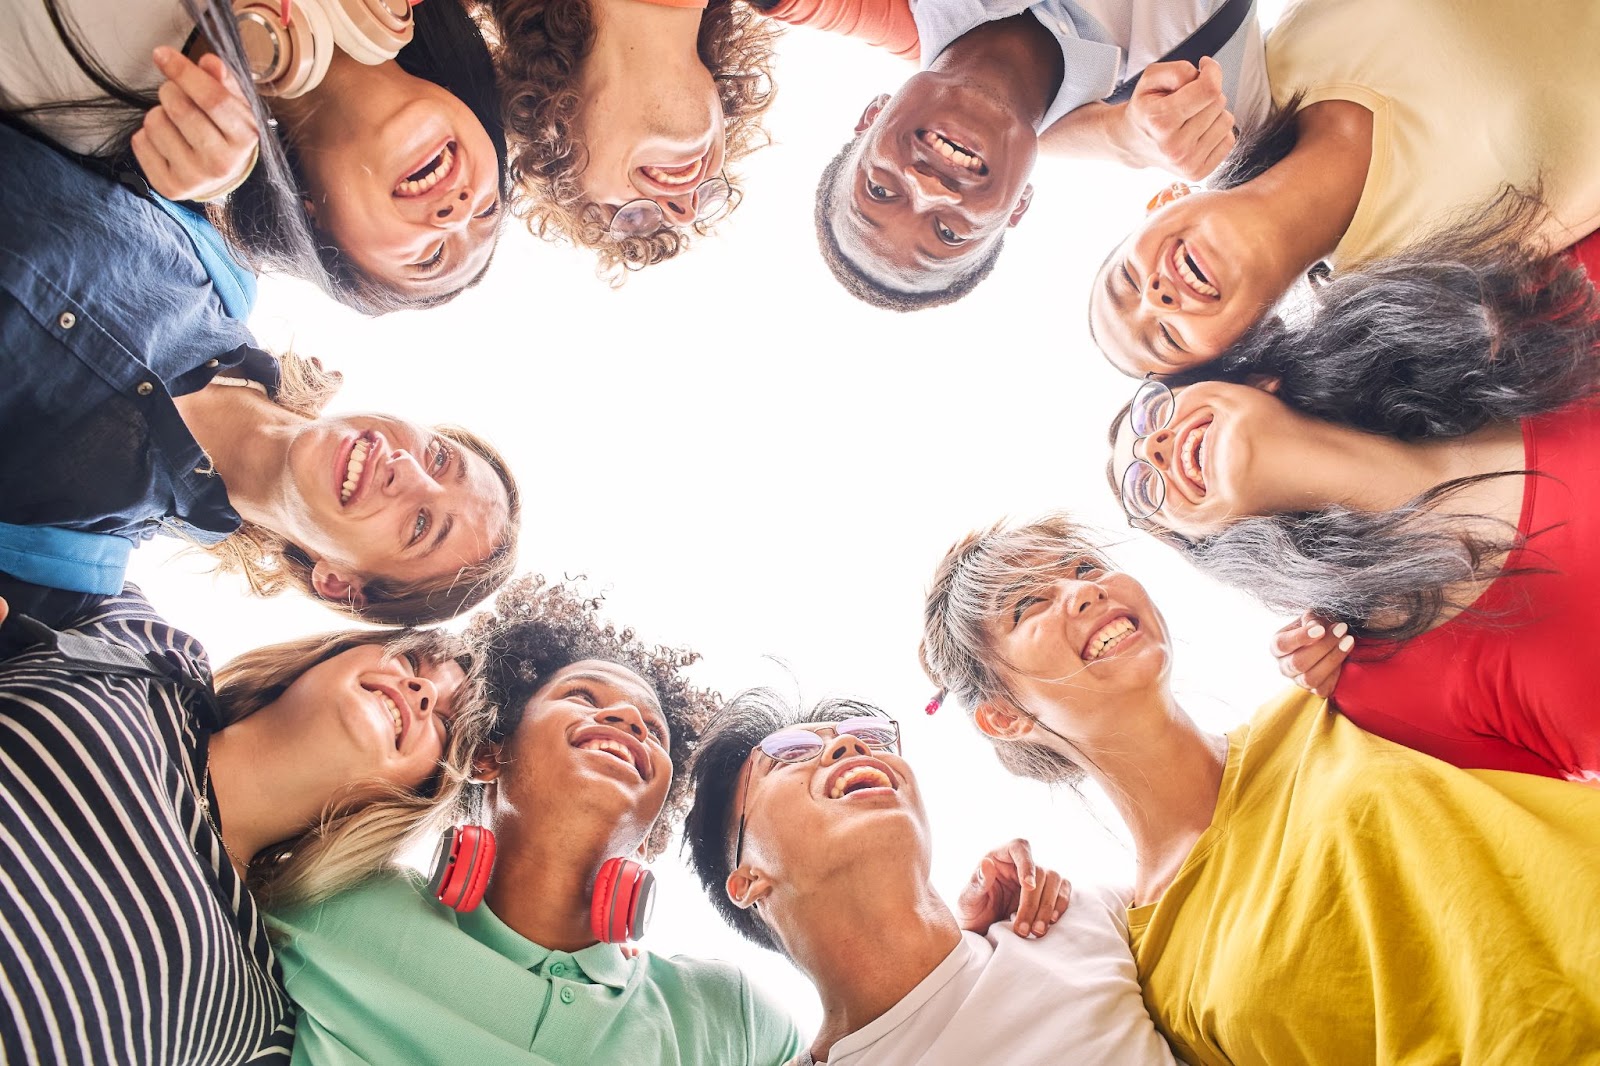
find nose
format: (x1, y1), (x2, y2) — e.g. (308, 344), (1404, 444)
(598, 702), (649, 741)
(401, 675), (440, 718)
(1055, 576), (1107, 616)
(381, 449), (433, 497)
(820, 732), (871, 765)
(1134, 428), (1176, 468)
(648, 192), (697, 227)
(903, 165), (958, 208)
(429, 187), (492, 229)
(1142, 269), (1179, 310)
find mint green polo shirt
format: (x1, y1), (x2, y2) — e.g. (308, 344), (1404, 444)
(268, 872), (803, 1066)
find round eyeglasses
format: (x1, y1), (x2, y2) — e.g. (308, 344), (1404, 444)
(607, 175), (732, 240)
(1119, 379), (1176, 520)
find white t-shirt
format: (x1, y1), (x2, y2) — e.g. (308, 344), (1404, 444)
(799, 883), (1177, 1066)
(0, 0), (192, 153)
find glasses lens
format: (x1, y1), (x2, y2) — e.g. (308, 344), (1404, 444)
(1121, 460), (1166, 520)
(836, 717), (898, 752)
(760, 728), (826, 764)
(1129, 380), (1175, 438)
(696, 179), (732, 225)
(609, 200), (664, 238)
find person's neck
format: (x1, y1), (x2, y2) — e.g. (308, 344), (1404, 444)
(1044, 690), (1225, 906)
(483, 828), (620, 953)
(207, 714), (345, 878)
(592, 0), (704, 65)
(1264, 417), (1525, 517)
(267, 53), (395, 142)
(172, 383), (302, 531)
(1231, 99), (1374, 278)
(779, 877), (960, 1062)
(935, 15), (1064, 131)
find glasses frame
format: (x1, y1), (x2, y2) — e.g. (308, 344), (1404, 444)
(730, 715), (901, 872)
(1119, 378), (1177, 521)
(606, 175), (733, 240)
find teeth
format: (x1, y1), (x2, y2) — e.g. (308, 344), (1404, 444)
(641, 161), (700, 187)
(1085, 618), (1137, 661)
(380, 693), (402, 739)
(1181, 425), (1208, 489)
(918, 130), (984, 172)
(340, 438), (371, 504)
(578, 737), (639, 773)
(1175, 242), (1219, 297)
(828, 764), (893, 799)
(395, 143), (454, 197)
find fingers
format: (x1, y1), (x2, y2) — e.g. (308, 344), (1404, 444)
(0, 596), (9, 627)
(954, 856), (1000, 932)
(135, 46), (259, 201)
(1273, 617), (1355, 697)
(1133, 58), (1200, 96)
(1013, 869), (1067, 938)
(1271, 612), (1331, 656)
(1125, 55), (1233, 178)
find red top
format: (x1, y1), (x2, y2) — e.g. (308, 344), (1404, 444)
(762, 0), (919, 59)
(1573, 227), (1600, 279)
(1334, 403), (1600, 781)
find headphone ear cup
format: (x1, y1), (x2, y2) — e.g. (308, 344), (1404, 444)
(428, 825), (497, 913)
(322, 0), (414, 65)
(234, 0), (337, 97)
(590, 857), (656, 943)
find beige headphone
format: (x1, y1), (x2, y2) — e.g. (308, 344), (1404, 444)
(232, 0), (415, 98)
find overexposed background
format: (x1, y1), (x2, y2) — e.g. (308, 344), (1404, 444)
(130, 0), (1289, 1038)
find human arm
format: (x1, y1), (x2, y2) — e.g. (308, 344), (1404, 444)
(1039, 57), (1236, 179)
(132, 47), (260, 202)
(1271, 613), (1355, 699)
(955, 838), (1072, 939)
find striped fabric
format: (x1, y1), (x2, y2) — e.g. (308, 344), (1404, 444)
(0, 589), (293, 1064)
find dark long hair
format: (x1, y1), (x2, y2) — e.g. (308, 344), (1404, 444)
(1164, 190), (1600, 439)
(24, 0), (507, 316)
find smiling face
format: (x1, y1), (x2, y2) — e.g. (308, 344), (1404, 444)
(264, 643), (467, 793)
(832, 82), (1035, 293)
(1111, 380), (1314, 539)
(1090, 188), (1301, 377)
(291, 60), (502, 300)
(491, 661), (673, 852)
(982, 556), (1173, 720)
(728, 721), (930, 913)
(278, 415), (511, 603)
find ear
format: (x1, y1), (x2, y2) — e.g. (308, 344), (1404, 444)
(726, 865), (775, 911)
(1008, 184), (1034, 228)
(856, 93), (890, 134)
(1244, 373), (1281, 394)
(470, 743), (503, 784)
(301, 196), (318, 223)
(973, 701), (1033, 741)
(310, 560), (368, 609)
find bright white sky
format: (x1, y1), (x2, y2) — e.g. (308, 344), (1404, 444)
(129, 0), (1290, 1038)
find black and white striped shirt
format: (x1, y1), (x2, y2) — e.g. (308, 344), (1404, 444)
(0, 589), (293, 1064)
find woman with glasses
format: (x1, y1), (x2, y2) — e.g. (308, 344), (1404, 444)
(265, 574), (806, 1065)
(1103, 303), (1600, 780)
(920, 514), (1600, 1065)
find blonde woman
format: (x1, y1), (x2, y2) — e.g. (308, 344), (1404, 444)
(0, 586), (495, 1064)
(919, 514), (1600, 1065)
(1, 121), (520, 630)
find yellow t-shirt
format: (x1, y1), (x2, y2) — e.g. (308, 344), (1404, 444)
(1266, 0), (1600, 265)
(1128, 688), (1600, 1066)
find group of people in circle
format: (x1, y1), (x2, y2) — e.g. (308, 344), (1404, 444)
(3, 0), (1599, 1061)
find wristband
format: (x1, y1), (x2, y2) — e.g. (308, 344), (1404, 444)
(193, 141), (261, 203)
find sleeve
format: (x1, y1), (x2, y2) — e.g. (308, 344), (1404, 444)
(744, 970), (805, 1066)
(0, 576), (104, 648)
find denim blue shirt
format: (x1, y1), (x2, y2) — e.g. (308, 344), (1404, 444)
(909, 0), (1261, 131)
(0, 122), (278, 624)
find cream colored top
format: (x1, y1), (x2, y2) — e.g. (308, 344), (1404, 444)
(1267, 0), (1600, 265)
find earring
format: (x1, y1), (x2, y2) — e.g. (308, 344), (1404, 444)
(1146, 182), (1194, 213)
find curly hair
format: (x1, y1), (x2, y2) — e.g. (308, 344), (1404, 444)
(920, 514), (1103, 785)
(463, 574), (721, 858)
(200, 351), (522, 626)
(683, 691), (881, 957)
(814, 133), (1004, 311)
(215, 625), (494, 909)
(490, 0), (777, 281)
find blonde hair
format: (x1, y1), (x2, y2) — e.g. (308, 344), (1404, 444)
(213, 627), (495, 909)
(201, 352), (522, 625)
(920, 513), (1114, 785)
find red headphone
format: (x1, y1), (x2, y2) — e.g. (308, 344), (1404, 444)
(427, 825), (657, 944)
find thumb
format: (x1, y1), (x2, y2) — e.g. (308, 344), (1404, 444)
(1135, 59), (1200, 96)
(1197, 55), (1225, 91)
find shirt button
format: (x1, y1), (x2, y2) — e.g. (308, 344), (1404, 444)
(205, 358), (219, 368)
(550, 963), (566, 976)
(136, 381), (154, 397)
(58, 311), (76, 329)
(559, 988), (575, 1005)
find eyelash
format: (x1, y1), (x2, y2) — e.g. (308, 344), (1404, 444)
(1159, 323), (1184, 351)
(866, 180), (893, 201)
(569, 685), (667, 742)
(409, 510), (430, 547)
(429, 438), (453, 476)
(1013, 595), (1043, 624)
(476, 201), (500, 221)
(935, 221), (965, 246)
(418, 245), (445, 270)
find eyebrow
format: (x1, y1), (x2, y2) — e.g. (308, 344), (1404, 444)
(561, 671), (665, 717)
(420, 512), (454, 560)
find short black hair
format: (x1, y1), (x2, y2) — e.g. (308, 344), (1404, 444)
(684, 691), (883, 955)
(466, 574), (722, 859)
(814, 134), (1004, 312)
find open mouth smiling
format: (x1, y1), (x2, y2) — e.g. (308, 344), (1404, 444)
(916, 129), (988, 176)
(1169, 239), (1220, 300)
(1176, 418), (1211, 496)
(572, 726), (652, 782)
(337, 431), (381, 507)
(1081, 614), (1140, 661)
(822, 757), (898, 800)
(395, 140), (460, 199)
(362, 680), (409, 750)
